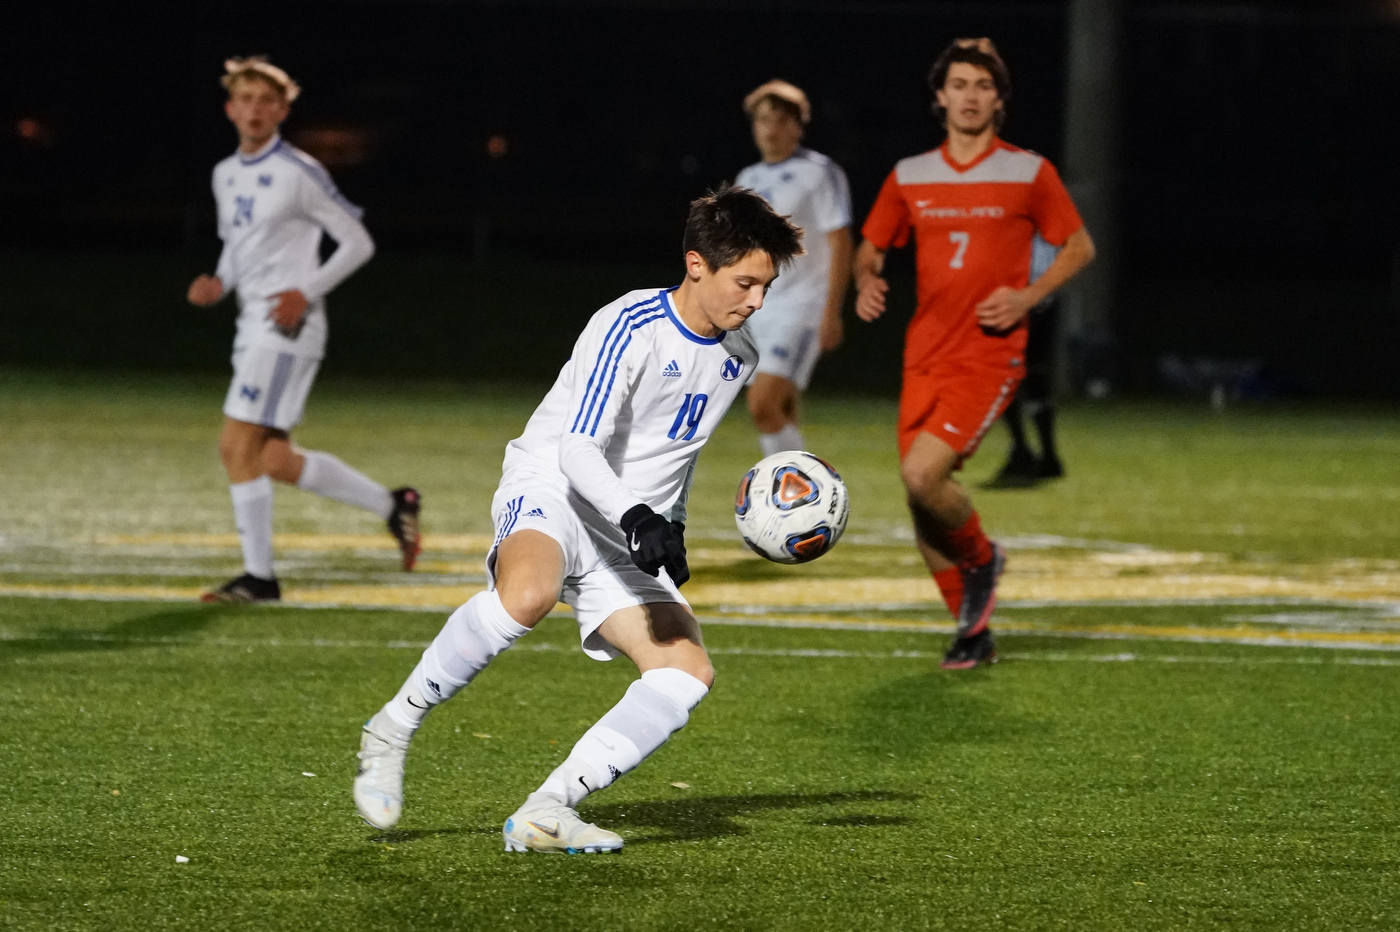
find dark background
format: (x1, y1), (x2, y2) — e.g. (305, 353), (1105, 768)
(3, 0), (1396, 396)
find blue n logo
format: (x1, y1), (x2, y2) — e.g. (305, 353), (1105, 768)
(721, 355), (744, 382)
(667, 393), (709, 441)
(233, 195), (255, 227)
(239, 384), (261, 402)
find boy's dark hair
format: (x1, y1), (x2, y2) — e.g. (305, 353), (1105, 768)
(683, 183), (804, 273)
(753, 93), (803, 124)
(927, 37), (1011, 130)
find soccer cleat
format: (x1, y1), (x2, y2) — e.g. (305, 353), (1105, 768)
(940, 628), (998, 670)
(502, 793), (624, 854)
(983, 447), (1040, 489)
(200, 573), (280, 603)
(387, 487), (422, 572)
(353, 709), (411, 830)
(956, 542), (1005, 637)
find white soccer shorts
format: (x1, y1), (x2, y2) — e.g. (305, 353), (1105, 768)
(222, 344), (321, 431)
(747, 313), (821, 390)
(485, 467), (690, 661)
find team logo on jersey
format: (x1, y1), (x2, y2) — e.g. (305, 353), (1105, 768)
(662, 360), (682, 378)
(239, 384), (261, 402)
(780, 172), (794, 183)
(720, 355), (744, 381)
(258, 174), (273, 187)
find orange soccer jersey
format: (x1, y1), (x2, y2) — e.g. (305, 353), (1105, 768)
(861, 139), (1083, 371)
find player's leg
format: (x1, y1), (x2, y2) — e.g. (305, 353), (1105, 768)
(353, 529), (559, 829)
(1025, 300), (1063, 478)
(985, 392), (1039, 488)
(204, 416), (280, 601)
(505, 601), (711, 854)
(901, 432), (1003, 669)
(259, 356), (422, 569)
(748, 373), (804, 455)
(747, 320), (818, 456)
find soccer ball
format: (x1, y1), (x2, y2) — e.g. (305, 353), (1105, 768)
(733, 451), (849, 564)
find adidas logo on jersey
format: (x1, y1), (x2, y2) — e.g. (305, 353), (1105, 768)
(662, 360), (682, 378)
(524, 507), (546, 518)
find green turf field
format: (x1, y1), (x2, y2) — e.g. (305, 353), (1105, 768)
(3, 369), (1400, 930)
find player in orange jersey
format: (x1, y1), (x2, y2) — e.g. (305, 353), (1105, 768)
(853, 38), (1095, 668)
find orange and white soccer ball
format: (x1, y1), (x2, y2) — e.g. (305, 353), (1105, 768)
(733, 451), (849, 564)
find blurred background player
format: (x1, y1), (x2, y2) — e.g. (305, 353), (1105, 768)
(186, 57), (421, 603)
(986, 234), (1066, 487)
(735, 80), (852, 456)
(353, 186), (803, 853)
(853, 38), (1095, 668)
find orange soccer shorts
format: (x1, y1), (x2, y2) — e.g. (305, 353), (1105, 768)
(897, 360), (1023, 462)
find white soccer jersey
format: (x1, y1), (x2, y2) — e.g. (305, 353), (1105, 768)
(503, 287), (759, 526)
(736, 147), (851, 324)
(212, 134), (375, 358)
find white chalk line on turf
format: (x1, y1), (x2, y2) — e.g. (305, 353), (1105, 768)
(4, 629), (1400, 667)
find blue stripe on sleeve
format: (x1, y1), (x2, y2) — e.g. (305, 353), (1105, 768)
(585, 312), (666, 436)
(569, 294), (664, 432)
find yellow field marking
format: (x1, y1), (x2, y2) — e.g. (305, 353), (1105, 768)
(90, 533), (496, 553)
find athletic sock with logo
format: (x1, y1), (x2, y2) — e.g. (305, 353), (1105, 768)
(536, 668), (709, 807)
(229, 476), (275, 580)
(933, 567), (964, 618)
(383, 590), (530, 733)
(947, 511), (995, 567)
(759, 423), (805, 458)
(297, 450), (394, 520)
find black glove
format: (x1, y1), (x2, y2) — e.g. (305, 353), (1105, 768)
(620, 504), (690, 587)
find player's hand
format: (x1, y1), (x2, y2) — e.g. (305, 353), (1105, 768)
(819, 312), (844, 353)
(975, 286), (1036, 332)
(267, 289), (310, 334)
(854, 277), (889, 322)
(620, 504), (690, 587)
(187, 274), (223, 307)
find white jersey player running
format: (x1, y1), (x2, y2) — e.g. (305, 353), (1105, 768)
(186, 58), (421, 603)
(353, 184), (804, 853)
(735, 80), (853, 457)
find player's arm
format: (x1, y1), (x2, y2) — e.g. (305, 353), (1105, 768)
(974, 227), (1095, 331)
(852, 238), (890, 322)
(557, 320), (688, 584)
(189, 173), (230, 307)
(852, 169), (907, 323)
(820, 228), (853, 351)
(268, 168), (377, 330)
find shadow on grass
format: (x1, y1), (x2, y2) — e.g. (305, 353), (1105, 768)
(586, 790), (918, 845)
(848, 668), (1050, 757)
(0, 603), (243, 659)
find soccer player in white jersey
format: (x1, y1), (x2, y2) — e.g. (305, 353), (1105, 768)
(352, 185), (803, 853)
(735, 80), (852, 456)
(186, 58), (421, 603)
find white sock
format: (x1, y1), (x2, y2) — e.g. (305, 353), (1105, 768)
(759, 423), (805, 457)
(536, 668), (709, 807)
(297, 450), (394, 520)
(229, 476), (274, 579)
(383, 590), (530, 733)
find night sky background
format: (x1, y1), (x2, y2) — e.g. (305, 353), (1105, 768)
(3, 0), (1397, 395)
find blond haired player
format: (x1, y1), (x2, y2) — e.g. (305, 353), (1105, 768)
(854, 39), (1095, 668)
(187, 57), (420, 603)
(353, 185), (803, 854)
(736, 80), (852, 456)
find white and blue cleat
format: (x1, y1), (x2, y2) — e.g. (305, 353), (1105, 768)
(503, 793), (623, 854)
(353, 709), (411, 830)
